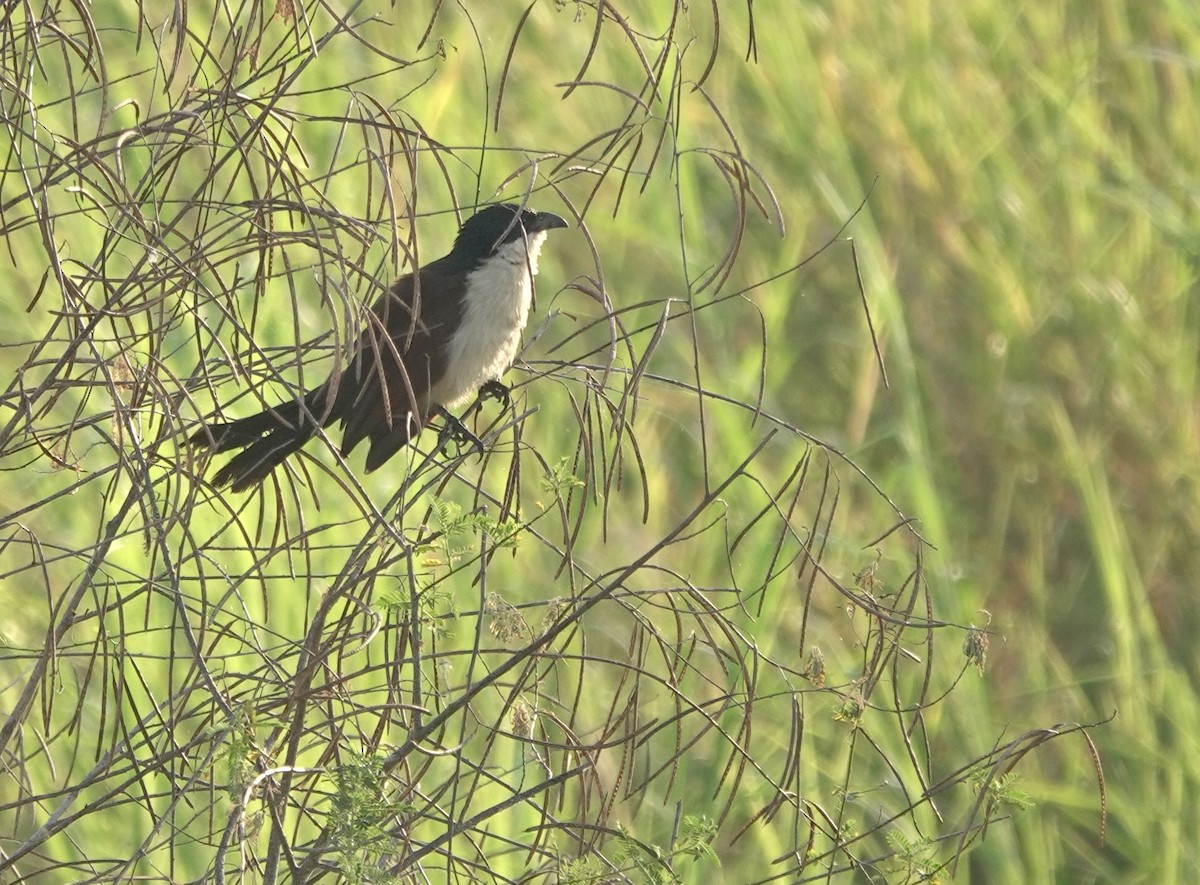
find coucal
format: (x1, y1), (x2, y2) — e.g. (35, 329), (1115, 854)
(190, 203), (569, 491)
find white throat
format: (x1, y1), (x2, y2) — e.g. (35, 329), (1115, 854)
(431, 231), (550, 408)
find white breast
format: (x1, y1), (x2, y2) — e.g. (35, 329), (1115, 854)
(430, 232), (549, 408)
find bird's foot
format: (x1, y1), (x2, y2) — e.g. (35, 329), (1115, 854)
(478, 379), (511, 411)
(437, 411), (485, 457)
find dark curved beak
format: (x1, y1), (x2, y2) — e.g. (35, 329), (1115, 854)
(530, 211), (569, 233)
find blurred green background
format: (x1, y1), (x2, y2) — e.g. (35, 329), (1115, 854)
(3, 1), (1199, 882)
(742, 3), (1200, 882)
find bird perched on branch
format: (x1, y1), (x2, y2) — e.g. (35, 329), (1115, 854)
(189, 203), (569, 491)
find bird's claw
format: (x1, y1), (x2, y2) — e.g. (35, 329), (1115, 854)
(437, 412), (485, 457)
(479, 379), (511, 411)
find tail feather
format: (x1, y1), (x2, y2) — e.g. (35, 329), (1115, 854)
(189, 399), (306, 453)
(190, 387), (329, 490)
(363, 413), (424, 472)
(210, 430), (313, 492)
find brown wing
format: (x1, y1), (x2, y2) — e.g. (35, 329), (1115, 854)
(334, 269), (464, 470)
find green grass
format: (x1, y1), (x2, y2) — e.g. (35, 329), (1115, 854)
(2, 0), (1198, 882)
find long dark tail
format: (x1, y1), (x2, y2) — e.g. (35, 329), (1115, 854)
(189, 388), (329, 492)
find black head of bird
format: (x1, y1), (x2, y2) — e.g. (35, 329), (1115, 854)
(189, 203), (569, 491)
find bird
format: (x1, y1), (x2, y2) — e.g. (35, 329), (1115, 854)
(189, 203), (569, 491)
